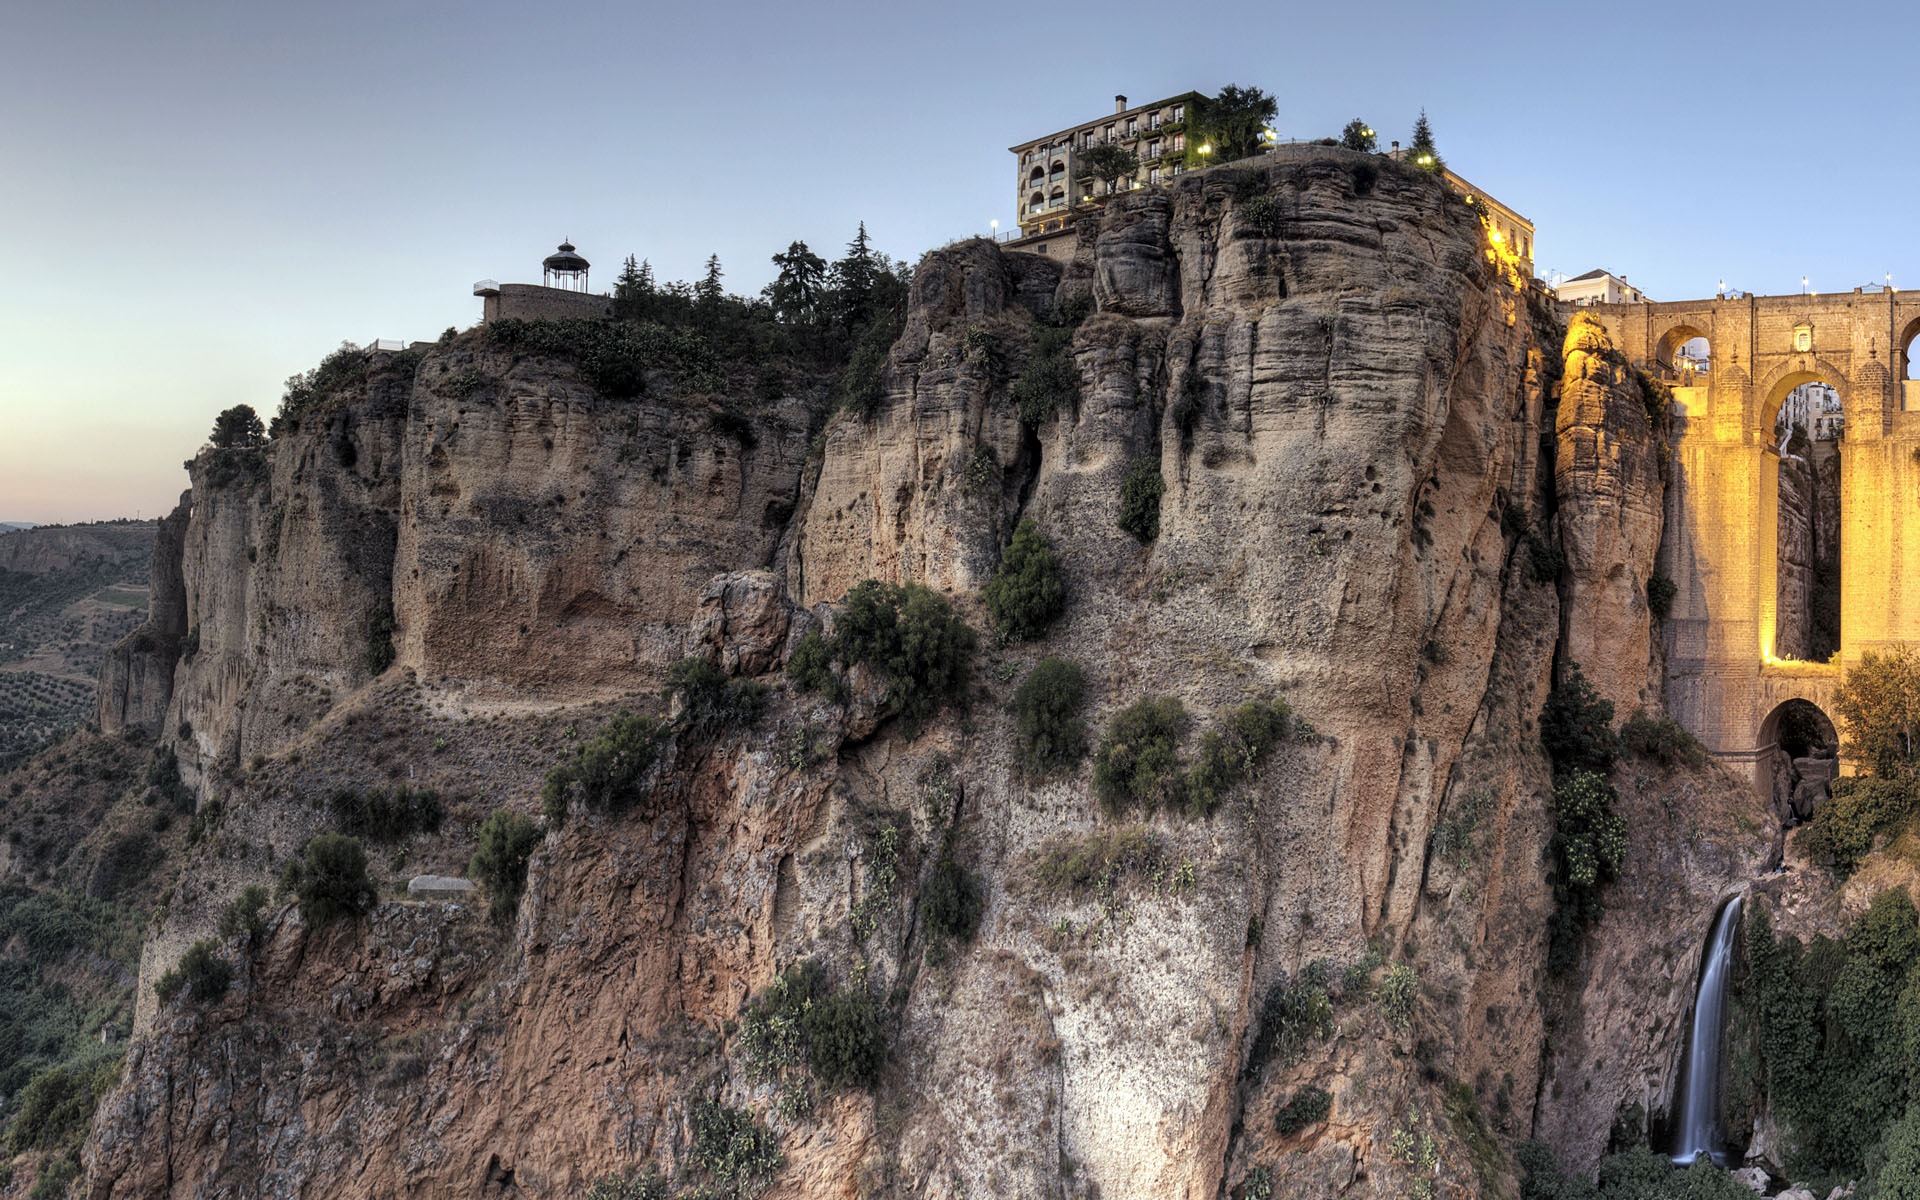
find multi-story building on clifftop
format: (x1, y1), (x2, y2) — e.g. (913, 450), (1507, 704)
(1009, 92), (1206, 243)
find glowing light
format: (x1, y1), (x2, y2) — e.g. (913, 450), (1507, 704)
(1198, 143), (1212, 155)
(1489, 229), (1504, 244)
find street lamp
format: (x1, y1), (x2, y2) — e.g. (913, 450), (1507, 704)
(990, 219), (998, 241)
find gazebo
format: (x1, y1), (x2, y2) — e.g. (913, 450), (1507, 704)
(542, 240), (590, 292)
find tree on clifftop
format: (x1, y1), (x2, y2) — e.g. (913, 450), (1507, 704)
(1079, 143), (1139, 192)
(210, 405), (265, 449)
(766, 240), (829, 324)
(1408, 109), (1444, 172)
(1194, 84), (1277, 164)
(1340, 118), (1377, 153)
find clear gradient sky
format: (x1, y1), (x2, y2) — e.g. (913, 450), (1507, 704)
(4, 0), (1916, 524)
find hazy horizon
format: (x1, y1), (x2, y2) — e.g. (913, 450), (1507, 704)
(5, 0), (1916, 524)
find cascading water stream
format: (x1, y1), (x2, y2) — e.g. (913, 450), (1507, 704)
(1671, 894), (1745, 1165)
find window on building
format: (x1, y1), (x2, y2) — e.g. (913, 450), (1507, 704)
(1795, 325), (1814, 353)
(1172, 164), (1184, 176)
(1148, 167), (1162, 184)
(1148, 139), (1161, 158)
(1172, 104), (1185, 122)
(1173, 133), (1185, 152)
(1105, 125), (1116, 142)
(1126, 119), (1138, 135)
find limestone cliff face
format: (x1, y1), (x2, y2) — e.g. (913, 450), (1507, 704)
(81, 148), (1773, 1200)
(98, 501), (189, 735)
(1554, 314), (1665, 716)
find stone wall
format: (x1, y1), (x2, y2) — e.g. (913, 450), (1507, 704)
(481, 283), (613, 324)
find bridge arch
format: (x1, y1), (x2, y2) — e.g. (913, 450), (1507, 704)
(1901, 314), (1920, 382)
(1758, 362), (1852, 432)
(1655, 323), (1711, 379)
(1756, 695), (1841, 820)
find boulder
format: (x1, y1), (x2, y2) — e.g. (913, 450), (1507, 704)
(1730, 1166), (1770, 1194)
(690, 569), (790, 677)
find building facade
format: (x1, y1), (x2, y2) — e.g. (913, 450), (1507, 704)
(1557, 269), (1647, 307)
(1008, 92), (1206, 242)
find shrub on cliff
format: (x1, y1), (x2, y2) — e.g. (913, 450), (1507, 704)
(328, 783), (443, 842)
(1010, 324), (1080, 425)
(801, 984), (887, 1090)
(217, 885), (271, 946)
(1275, 1086), (1332, 1135)
(277, 342), (370, 431)
(1540, 666), (1618, 777)
(1618, 709), (1705, 769)
(1183, 699), (1293, 816)
(918, 850), (984, 961)
(1013, 656), (1088, 776)
(5, 1059), (120, 1155)
(983, 520), (1067, 640)
(832, 580), (976, 734)
(1093, 697), (1189, 813)
(1118, 457), (1165, 541)
(282, 833), (377, 926)
(1798, 776), (1914, 877)
(785, 631), (845, 703)
(540, 713), (669, 826)
(469, 807), (540, 924)
(739, 959), (886, 1092)
(689, 1100), (783, 1196)
(1546, 769), (1627, 973)
(664, 657), (769, 732)
(154, 939), (232, 1005)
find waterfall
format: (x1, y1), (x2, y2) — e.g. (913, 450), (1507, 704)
(1672, 894), (1745, 1165)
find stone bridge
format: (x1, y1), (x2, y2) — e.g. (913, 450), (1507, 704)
(1576, 290), (1920, 780)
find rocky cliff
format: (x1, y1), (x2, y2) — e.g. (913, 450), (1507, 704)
(74, 146), (1773, 1200)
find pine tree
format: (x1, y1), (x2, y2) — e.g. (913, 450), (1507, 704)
(832, 223), (881, 331)
(695, 254), (725, 308)
(613, 254), (655, 321)
(1340, 118), (1377, 153)
(1409, 110), (1443, 172)
(766, 240), (828, 324)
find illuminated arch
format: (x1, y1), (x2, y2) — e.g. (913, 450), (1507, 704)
(1757, 363), (1851, 433)
(1655, 323), (1711, 379)
(1901, 314), (1920, 382)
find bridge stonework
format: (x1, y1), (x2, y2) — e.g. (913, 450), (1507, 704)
(1576, 291), (1920, 768)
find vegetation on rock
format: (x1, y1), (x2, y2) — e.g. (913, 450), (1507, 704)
(1117, 457), (1165, 542)
(983, 520), (1067, 640)
(664, 657), (770, 732)
(469, 808), (540, 924)
(541, 713), (669, 826)
(282, 833), (377, 926)
(827, 580), (976, 735)
(1012, 655), (1089, 776)
(155, 939), (232, 1005)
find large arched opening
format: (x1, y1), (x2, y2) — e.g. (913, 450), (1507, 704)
(1757, 698), (1839, 823)
(1901, 315), (1920, 386)
(1764, 373), (1846, 663)
(1656, 324), (1711, 384)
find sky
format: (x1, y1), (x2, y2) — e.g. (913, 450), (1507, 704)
(3, 0), (1916, 524)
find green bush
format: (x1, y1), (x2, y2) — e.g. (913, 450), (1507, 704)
(1377, 963), (1418, 1030)
(738, 960), (885, 1092)
(1619, 708), (1706, 768)
(918, 852), (984, 957)
(1182, 699), (1292, 816)
(29, 1155), (81, 1200)
(1275, 1086), (1332, 1135)
(1547, 770), (1627, 973)
(217, 885), (271, 944)
(1010, 325), (1079, 425)
(328, 783), (443, 841)
(801, 985), (886, 1091)
(484, 317), (720, 400)
(832, 580), (977, 734)
(664, 657), (769, 732)
(469, 808), (541, 924)
(1239, 194), (1285, 237)
(1013, 656), (1088, 776)
(785, 631), (843, 702)
(155, 940), (232, 1005)
(982, 520), (1067, 640)
(281, 833), (377, 926)
(1092, 697), (1188, 813)
(1647, 573), (1677, 619)
(1834, 647), (1920, 779)
(839, 319), (893, 418)
(6, 1064), (99, 1153)
(1799, 776), (1915, 877)
(689, 1100), (783, 1198)
(1117, 457), (1165, 542)
(1244, 964), (1334, 1078)
(541, 713), (669, 826)
(1540, 666), (1618, 777)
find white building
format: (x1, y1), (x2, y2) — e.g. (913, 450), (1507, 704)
(1556, 269), (1647, 306)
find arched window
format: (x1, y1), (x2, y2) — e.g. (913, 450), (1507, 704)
(1655, 325), (1710, 383)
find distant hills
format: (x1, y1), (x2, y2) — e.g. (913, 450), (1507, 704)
(0, 522), (36, 532)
